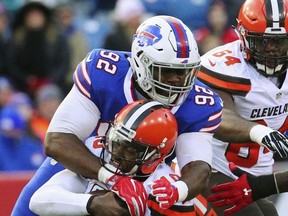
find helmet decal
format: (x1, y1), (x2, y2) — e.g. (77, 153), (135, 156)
(265, 0), (285, 29)
(165, 17), (190, 58)
(121, 101), (164, 132)
(135, 25), (162, 47)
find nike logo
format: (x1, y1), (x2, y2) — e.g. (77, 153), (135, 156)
(208, 59), (216, 67)
(50, 158), (58, 166)
(86, 51), (93, 62)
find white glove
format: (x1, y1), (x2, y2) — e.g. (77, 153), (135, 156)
(250, 125), (288, 158)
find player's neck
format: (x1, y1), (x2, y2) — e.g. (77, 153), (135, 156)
(134, 82), (150, 100)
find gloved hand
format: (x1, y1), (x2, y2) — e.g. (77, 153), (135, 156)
(150, 179), (188, 209)
(262, 130), (288, 158)
(250, 125), (288, 158)
(207, 162), (278, 215)
(111, 177), (148, 216)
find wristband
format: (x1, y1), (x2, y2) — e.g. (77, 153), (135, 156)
(86, 195), (96, 215)
(249, 125), (274, 145)
(248, 174), (277, 200)
(98, 164), (116, 182)
(172, 180), (188, 202)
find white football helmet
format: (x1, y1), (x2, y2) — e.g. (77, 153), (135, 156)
(130, 15), (201, 107)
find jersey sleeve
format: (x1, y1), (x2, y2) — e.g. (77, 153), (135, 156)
(73, 50), (97, 99)
(175, 80), (223, 135)
(29, 169), (91, 215)
(197, 41), (252, 96)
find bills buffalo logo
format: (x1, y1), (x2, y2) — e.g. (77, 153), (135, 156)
(134, 25), (162, 47)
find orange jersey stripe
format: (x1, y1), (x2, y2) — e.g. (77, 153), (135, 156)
(197, 65), (251, 96)
(148, 199), (195, 216)
(198, 71), (251, 92)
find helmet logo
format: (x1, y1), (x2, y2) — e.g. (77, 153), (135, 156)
(181, 59), (188, 63)
(135, 25), (162, 47)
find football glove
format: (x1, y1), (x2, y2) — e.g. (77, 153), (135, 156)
(150, 180), (188, 209)
(111, 177), (148, 216)
(207, 162), (278, 215)
(262, 130), (288, 158)
(250, 125), (288, 158)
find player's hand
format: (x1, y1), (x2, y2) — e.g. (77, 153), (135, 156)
(261, 130), (288, 158)
(111, 177), (148, 216)
(250, 125), (288, 158)
(207, 163), (255, 215)
(150, 180), (184, 209)
(88, 191), (130, 216)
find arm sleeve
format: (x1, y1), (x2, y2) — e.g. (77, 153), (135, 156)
(47, 85), (100, 140)
(176, 132), (213, 170)
(29, 169), (92, 216)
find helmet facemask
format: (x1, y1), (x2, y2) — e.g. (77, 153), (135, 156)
(240, 27), (288, 76)
(134, 52), (200, 107)
(100, 124), (163, 177)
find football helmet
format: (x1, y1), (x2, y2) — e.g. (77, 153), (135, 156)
(237, 0), (288, 76)
(130, 15), (201, 107)
(100, 100), (178, 177)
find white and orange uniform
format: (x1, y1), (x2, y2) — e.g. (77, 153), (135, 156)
(198, 40), (288, 178)
(29, 136), (195, 216)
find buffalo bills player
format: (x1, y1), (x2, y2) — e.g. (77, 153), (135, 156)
(12, 15), (223, 215)
(29, 100), (196, 216)
(194, 0), (288, 215)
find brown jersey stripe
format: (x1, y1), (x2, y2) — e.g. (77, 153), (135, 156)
(198, 66), (251, 96)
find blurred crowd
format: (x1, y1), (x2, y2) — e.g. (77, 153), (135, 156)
(0, 0), (241, 171)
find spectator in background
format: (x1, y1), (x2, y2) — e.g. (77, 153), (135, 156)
(194, 0), (238, 55)
(30, 84), (63, 143)
(0, 3), (10, 76)
(103, 0), (147, 51)
(55, 4), (89, 93)
(0, 92), (45, 171)
(0, 76), (14, 111)
(223, 0), (244, 27)
(141, 0), (212, 30)
(6, 1), (70, 97)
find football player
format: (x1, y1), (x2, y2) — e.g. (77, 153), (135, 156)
(12, 15), (223, 215)
(207, 162), (288, 215)
(195, 0), (288, 215)
(29, 100), (196, 216)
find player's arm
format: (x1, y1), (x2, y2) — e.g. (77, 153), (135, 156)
(29, 169), (129, 216)
(213, 88), (288, 158)
(212, 89), (257, 142)
(177, 132), (212, 199)
(44, 85), (103, 179)
(276, 170), (288, 192)
(150, 132), (213, 208)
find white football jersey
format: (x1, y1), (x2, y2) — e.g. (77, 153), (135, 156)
(198, 40), (288, 178)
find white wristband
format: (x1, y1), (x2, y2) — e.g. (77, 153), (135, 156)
(172, 180), (188, 202)
(98, 164), (116, 183)
(249, 125), (274, 145)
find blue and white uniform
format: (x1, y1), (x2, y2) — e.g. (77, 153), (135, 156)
(12, 49), (222, 216)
